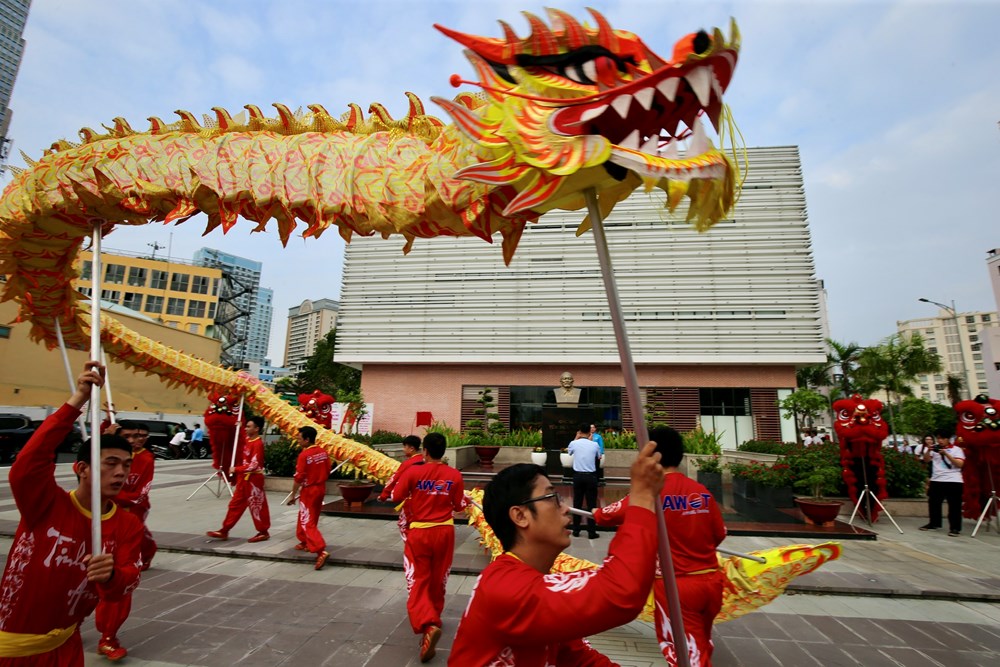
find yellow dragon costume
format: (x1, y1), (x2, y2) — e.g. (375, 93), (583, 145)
(0, 8), (837, 622)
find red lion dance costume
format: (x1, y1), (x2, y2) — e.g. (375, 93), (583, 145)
(832, 395), (889, 521)
(204, 391), (244, 475)
(954, 394), (1000, 520)
(298, 390), (335, 429)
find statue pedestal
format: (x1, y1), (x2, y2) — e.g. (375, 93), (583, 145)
(541, 406), (589, 477)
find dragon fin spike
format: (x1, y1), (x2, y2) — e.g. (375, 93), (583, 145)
(308, 103), (332, 117)
(174, 110), (202, 131)
(7, 164), (23, 176)
(404, 92), (426, 119)
(643, 45), (668, 71)
(272, 103), (298, 131)
(212, 107), (235, 130)
(546, 8), (586, 48)
(368, 102), (394, 125)
(18, 150), (35, 166)
(78, 127), (99, 143)
(112, 117), (135, 136)
(343, 103), (364, 130)
(522, 11), (558, 56)
(588, 8), (619, 53)
(497, 19), (520, 47)
(147, 117), (167, 134)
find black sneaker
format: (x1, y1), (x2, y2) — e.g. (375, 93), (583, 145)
(588, 533), (601, 539)
(948, 531), (961, 537)
(918, 525), (940, 531)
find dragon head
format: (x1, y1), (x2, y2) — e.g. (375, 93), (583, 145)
(299, 390), (335, 428)
(433, 8), (740, 227)
(955, 394), (1000, 448)
(833, 395), (889, 445)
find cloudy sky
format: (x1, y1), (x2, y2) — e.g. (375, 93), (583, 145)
(6, 0), (1000, 360)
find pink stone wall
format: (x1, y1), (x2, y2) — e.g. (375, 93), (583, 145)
(361, 363), (796, 436)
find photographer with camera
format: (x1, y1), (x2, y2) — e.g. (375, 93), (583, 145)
(918, 429), (965, 536)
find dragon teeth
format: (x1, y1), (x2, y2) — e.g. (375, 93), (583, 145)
(611, 94), (632, 118)
(660, 139), (679, 159)
(688, 117), (709, 155)
(656, 78), (679, 102)
(634, 87), (655, 111)
(685, 67), (712, 106)
(620, 129), (641, 150)
(640, 134), (659, 154)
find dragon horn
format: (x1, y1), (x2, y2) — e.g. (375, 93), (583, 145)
(588, 8), (619, 53)
(522, 11), (558, 56)
(545, 8), (587, 49)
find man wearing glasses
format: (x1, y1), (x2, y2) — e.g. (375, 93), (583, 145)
(448, 441), (665, 665)
(94, 419), (158, 661)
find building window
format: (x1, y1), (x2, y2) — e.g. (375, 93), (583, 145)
(970, 335), (979, 343)
(167, 321), (178, 329)
(983, 314), (992, 322)
(166, 297), (186, 315)
(191, 275), (210, 294)
(127, 267), (147, 287)
(187, 300), (206, 318)
(699, 388), (751, 416)
(78, 287), (92, 297)
(150, 270), (168, 290)
(170, 273), (190, 292)
(972, 343), (981, 352)
(122, 292), (143, 310)
(188, 323), (200, 333)
(100, 290), (120, 303)
(81, 261), (92, 280)
(105, 264), (125, 284)
(212, 278), (220, 296)
(145, 296), (164, 314)
(973, 353), (982, 361)
(966, 315), (976, 323)
(208, 302), (217, 319)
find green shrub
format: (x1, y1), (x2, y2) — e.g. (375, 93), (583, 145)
(693, 455), (722, 474)
(603, 430), (637, 450)
(682, 428), (723, 455)
(264, 438), (300, 477)
(738, 440), (796, 455)
(781, 442), (847, 497)
(502, 428), (543, 448)
(883, 447), (929, 498)
(370, 429), (404, 445)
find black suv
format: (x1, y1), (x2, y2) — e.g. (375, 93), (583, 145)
(0, 414), (83, 463)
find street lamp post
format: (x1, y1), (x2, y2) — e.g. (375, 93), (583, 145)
(918, 297), (972, 400)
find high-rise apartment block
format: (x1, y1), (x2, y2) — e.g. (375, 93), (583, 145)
(193, 248), (270, 366)
(0, 0), (30, 168)
(75, 249), (221, 336)
(284, 298), (339, 373)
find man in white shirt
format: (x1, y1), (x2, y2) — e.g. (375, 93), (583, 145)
(918, 430), (966, 536)
(568, 425), (602, 538)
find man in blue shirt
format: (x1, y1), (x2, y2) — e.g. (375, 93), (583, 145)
(190, 423), (205, 457)
(590, 424), (605, 486)
(568, 424), (602, 538)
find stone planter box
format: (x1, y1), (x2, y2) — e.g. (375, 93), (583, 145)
(756, 485), (795, 508)
(697, 471), (723, 504)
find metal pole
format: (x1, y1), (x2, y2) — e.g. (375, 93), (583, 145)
(89, 223), (103, 555)
(100, 349), (116, 426)
(950, 300), (972, 401)
(54, 319), (90, 440)
(230, 396), (245, 471)
(584, 188), (690, 666)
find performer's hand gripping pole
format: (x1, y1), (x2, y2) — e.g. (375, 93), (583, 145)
(584, 188), (690, 667)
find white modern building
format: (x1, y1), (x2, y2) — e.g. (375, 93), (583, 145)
(980, 249), (1000, 398)
(897, 308), (995, 404)
(284, 298), (339, 373)
(336, 145), (826, 445)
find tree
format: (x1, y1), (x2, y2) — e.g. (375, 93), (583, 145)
(946, 373), (965, 406)
(287, 329), (361, 398)
(778, 389), (830, 433)
(826, 339), (863, 396)
(796, 364), (830, 391)
(892, 397), (957, 437)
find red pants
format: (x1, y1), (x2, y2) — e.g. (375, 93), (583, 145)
(296, 485), (326, 553)
(653, 571), (724, 667)
(133, 506), (157, 567)
(404, 525), (454, 634)
(0, 628), (83, 666)
(222, 473), (270, 534)
(95, 592), (132, 641)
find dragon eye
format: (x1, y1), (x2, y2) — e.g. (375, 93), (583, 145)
(960, 411), (977, 424)
(837, 409), (850, 421)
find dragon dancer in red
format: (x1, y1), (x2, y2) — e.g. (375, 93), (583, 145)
(206, 416), (271, 543)
(93, 419), (157, 661)
(379, 434), (423, 544)
(594, 427), (727, 667)
(286, 426), (332, 569)
(0, 363), (142, 666)
(449, 441), (665, 666)
(389, 433), (466, 663)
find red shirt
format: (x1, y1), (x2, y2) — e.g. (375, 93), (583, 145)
(294, 445), (331, 488)
(234, 436), (264, 474)
(115, 448), (154, 515)
(0, 404), (143, 638)
(379, 453), (423, 501)
(389, 461), (466, 524)
(594, 472), (726, 574)
(449, 506), (657, 666)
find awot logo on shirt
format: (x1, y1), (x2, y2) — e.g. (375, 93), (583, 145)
(661, 493), (712, 512)
(416, 479), (455, 493)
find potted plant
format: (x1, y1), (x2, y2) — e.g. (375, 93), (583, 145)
(337, 477), (376, 508)
(469, 388), (503, 466)
(530, 446), (547, 466)
(559, 448), (574, 469)
(693, 455), (723, 502)
(789, 448), (845, 526)
(726, 459), (795, 507)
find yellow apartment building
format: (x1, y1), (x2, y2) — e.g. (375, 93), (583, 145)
(75, 249), (222, 337)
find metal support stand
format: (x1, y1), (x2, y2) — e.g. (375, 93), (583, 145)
(187, 470), (233, 500)
(847, 453), (903, 534)
(585, 188), (690, 667)
(972, 462), (1000, 538)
